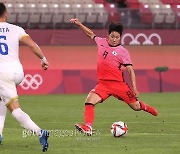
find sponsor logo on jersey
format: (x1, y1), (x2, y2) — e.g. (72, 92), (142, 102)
(112, 51), (117, 56)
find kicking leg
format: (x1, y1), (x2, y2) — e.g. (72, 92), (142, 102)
(139, 101), (158, 116)
(129, 101), (158, 116)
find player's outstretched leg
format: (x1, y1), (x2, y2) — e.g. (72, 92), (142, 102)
(39, 130), (49, 152)
(75, 123), (92, 136)
(139, 101), (158, 116)
(11, 108), (49, 151)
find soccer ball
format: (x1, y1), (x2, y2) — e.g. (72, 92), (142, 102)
(111, 121), (128, 137)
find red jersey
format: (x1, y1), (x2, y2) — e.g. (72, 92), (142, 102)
(94, 36), (132, 82)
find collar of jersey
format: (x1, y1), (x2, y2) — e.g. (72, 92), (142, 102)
(108, 43), (121, 47)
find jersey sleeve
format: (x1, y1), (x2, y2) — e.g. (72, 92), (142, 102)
(94, 36), (102, 46)
(18, 26), (29, 40)
(122, 48), (133, 66)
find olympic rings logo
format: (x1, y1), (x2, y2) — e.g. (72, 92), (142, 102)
(121, 33), (162, 45)
(20, 74), (43, 90)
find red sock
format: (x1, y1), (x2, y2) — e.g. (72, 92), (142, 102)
(139, 101), (158, 116)
(139, 101), (148, 111)
(84, 103), (94, 127)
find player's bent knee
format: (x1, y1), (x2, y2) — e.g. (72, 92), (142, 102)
(129, 102), (141, 111)
(7, 99), (20, 112)
(85, 101), (98, 106)
(133, 107), (141, 111)
(85, 92), (102, 105)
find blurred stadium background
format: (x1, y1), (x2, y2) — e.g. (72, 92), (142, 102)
(1, 0), (180, 94)
(1, 1), (180, 153)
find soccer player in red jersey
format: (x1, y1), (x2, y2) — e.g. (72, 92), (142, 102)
(70, 18), (158, 136)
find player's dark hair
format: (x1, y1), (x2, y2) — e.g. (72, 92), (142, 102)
(108, 22), (123, 36)
(0, 3), (7, 17)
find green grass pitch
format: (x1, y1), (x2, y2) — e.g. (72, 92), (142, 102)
(1, 92), (180, 154)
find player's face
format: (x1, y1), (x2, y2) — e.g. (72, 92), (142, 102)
(108, 31), (121, 46)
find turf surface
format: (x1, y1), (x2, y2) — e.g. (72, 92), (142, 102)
(1, 92), (180, 154)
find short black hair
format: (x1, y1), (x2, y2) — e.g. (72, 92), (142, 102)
(108, 22), (123, 36)
(0, 3), (7, 17)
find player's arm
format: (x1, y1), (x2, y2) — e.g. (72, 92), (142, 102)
(125, 65), (139, 98)
(70, 18), (96, 39)
(20, 35), (49, 70)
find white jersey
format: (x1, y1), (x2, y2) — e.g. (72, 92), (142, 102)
(0, 22), (28, 73)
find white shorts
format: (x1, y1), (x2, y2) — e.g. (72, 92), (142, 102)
(0, 72), (24, 106)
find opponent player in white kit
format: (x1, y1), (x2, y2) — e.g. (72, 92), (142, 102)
(0, 3), (49, 152)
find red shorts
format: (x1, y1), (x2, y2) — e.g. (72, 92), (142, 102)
(91, 80), (137, 104)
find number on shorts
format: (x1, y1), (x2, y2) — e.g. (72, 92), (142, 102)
(126, 91), (134, 99)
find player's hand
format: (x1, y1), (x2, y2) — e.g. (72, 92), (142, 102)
(133, 89), (140, 98)
(41, 61), (49, 70)
(70, 18), (81, 26)
(41, 57), (49, 70)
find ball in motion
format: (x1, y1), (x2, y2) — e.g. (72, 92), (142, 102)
(111, 121), (128, 137)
